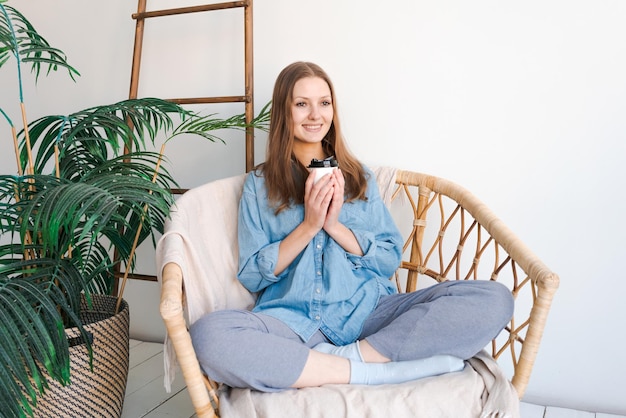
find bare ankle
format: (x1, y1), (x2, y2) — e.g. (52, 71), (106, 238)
(358, 340), (390, 363)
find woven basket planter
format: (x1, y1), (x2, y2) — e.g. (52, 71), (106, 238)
(32, 294), (130, 418)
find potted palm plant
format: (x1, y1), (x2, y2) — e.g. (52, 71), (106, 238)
(0, 2), (268, 416)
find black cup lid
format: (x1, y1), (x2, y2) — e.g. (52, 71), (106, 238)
(308, 157), (338, 168)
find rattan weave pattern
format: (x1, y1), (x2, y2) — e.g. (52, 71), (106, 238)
(32, 295), (130, 418)
(391, 170), (559, 397)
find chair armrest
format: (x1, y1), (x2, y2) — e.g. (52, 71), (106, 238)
(160, 262), (216, 418)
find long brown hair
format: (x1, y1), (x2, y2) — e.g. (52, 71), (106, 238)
(259, 61), (367, 213)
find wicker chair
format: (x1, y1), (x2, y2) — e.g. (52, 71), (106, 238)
(158, 168), (559, 418)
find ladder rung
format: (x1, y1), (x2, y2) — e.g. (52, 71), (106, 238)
(168, 95), (250, 105)
(171, 188), (189, 195)
(115, 271), (157, 282)
(132, 1), (248, 20)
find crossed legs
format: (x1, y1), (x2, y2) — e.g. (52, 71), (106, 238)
(190, 280), (513, 391)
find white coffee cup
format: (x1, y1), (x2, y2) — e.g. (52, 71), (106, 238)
(311, 166), (336, 184)
(308, 157), (338, 184)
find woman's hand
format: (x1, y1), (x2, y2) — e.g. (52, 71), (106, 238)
(303, 169), (335, 233)
(276, 169), (361, 276)
(274, 170), (334, 276)
(323, 169), (345, 231)
(323, 169), (363, 256)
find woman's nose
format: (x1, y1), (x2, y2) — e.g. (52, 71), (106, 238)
(308, 105), (320, 119)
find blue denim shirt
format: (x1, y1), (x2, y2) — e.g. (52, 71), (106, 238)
(237, 167), (403, 345)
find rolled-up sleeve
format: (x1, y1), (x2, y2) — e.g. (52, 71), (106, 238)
(237, 177), (284, 292)
(347, 198), (402, 280)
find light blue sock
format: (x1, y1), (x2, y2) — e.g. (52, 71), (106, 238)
(313, 342), (364, 362)
(349, 355), (465, 385)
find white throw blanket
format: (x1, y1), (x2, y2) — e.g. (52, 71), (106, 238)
(220, 350), (519, 418)
(156, 167), (520, 418)
(157, 173), (254, 391)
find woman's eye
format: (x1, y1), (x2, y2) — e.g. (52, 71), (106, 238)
(321, 100), (332, 106)
(295, 102), (306, 107)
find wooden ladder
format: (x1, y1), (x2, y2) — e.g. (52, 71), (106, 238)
(128, 0), (255, 171)
(115, 1), (255, 287)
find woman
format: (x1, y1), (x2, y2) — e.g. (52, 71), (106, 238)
(190, 61), (514, 392)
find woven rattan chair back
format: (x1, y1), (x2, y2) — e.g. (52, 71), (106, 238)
(390, 171), (558, 396)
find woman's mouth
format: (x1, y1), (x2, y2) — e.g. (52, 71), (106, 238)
(303, 124), (323, 132)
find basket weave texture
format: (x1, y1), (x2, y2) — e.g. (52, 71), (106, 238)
(32, 294), (130, 418)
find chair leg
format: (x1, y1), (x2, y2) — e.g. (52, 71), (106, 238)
(203, 376), (220, 416)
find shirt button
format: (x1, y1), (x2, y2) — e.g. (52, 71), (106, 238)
(316, 271), (321, 276)
(316, 244), (322, 249)
(316, 288), (321, 294)
(315, 315), (320, 320)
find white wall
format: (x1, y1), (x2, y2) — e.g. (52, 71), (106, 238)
(2, 0), (625, 414)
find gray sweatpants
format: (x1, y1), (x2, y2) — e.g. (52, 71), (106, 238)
(189, 280), (514, 392)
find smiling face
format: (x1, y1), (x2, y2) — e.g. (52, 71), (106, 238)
(291, 76), (334, 151)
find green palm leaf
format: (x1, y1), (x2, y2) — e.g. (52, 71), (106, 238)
(18, 97), (270, 176)
(0, 3), (79, 81)
(169, 99), (271, 143)
(0, 256), (91, 415)
(6, 161), (172, 255)
(20, 98), (193, 175)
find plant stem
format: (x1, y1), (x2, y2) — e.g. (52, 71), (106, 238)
(54, 144), (60, 179)
(19, 103), (34, 176)
(10, 125), (22, 176)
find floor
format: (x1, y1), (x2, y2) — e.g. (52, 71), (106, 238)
(123, 339), (625, 418)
